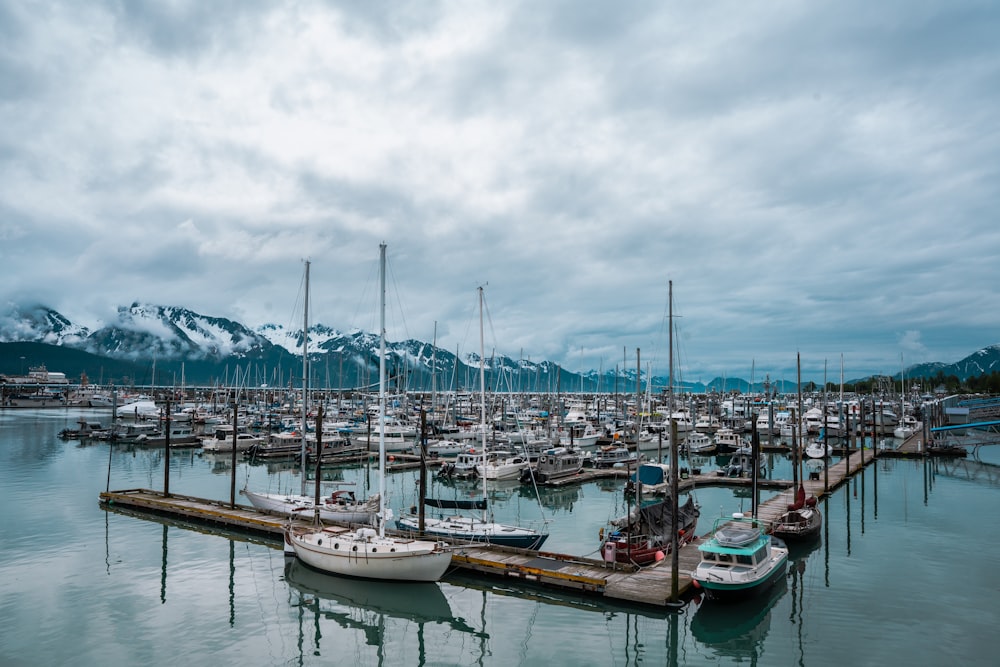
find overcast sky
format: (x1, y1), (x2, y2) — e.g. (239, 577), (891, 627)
(2, 0), (998, 384)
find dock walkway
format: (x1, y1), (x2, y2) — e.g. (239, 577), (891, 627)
(99, 447), (876, 608)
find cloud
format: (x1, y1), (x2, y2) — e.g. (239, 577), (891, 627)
(2, 0), (998, 382)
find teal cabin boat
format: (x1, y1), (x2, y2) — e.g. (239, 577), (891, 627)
(691, 514), (788, 601)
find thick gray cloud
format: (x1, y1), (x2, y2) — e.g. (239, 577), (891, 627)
(1, 0), (998, 383)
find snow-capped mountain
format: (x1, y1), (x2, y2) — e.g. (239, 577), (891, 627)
(0, 303), (90, 346)
(2, 301), (999, 389)
(0, 302), (582, 390)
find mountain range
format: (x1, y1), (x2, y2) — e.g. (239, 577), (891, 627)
(1, 302), (998, 393)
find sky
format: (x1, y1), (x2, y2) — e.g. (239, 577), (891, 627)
(2, 0), (999, 385)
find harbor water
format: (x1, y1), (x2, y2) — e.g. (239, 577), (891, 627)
(2, 408), (998, 666)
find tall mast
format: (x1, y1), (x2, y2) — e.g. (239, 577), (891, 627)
(668, 280), (680, 602)
(478, 286), (488, 515)
(378, 243), (387, 538)
(796, 352), (803, 488)
(300, 260), (310, 496)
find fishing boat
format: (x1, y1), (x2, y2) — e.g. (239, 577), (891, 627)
(714, 428), (747, 454)
(691, 514), (789, 601)
(436, 449), (481, 479)
(684, 432), (716, 455)
(396, 286), (548, 551)
(286, 245), (453, 582)
(588, 445), (639, 469)
(601, 494), (700, 566)
(521, 445), (584, 483)
(58, 418), (110, 440)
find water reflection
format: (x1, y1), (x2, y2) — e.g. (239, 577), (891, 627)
(690, 575), (788, 660)
(284, 558), (482, 661)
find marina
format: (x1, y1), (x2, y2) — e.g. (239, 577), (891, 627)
(3, 405), (998, 666)
(97, 444), (877, 606)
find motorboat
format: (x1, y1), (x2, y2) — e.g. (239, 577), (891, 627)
(691, 514), (789, 601)
(521, 446), (584, 483)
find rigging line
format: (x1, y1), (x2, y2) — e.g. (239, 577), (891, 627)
(347, 248), (380, 340)
(384, 252), (413, 343)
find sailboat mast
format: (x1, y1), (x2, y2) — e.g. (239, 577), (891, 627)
(378, 244), (387, 538)
(668, 280), (681, 603)
(300, 260), (310, 496)
(478, 286), (488, 512)
(796, 352), (803, 488)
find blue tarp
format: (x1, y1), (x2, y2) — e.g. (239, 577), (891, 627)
(631, 464), (667, 486)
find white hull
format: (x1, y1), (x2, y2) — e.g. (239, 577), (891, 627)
(479, 463), (528, 480)
(201, 433), (264, 452)
(288, 527), (452, 582)
(395, 515), (546, 549)
(804, 442), (832, 459)
(359, 435), (414, 452)
(242, 489), (378, 524)
(560, 434), (600, 448)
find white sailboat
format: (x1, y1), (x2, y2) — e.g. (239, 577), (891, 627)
(244, 260), (378, 526)
(396, 286), (548, 550)
(286, 244), (453, 582)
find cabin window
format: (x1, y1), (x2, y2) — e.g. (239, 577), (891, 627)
(717, 553), (732, 564)
(736, 554), (753, 565)
(753, 545), (768, 563)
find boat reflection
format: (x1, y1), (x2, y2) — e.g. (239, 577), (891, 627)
(283, 558), (480, 647)
(690, 573), (788, 656)
(517, 482), (581, 512)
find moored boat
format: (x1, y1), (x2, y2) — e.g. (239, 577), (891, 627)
(770, 485), (822, 542)
(601, 494), (700, 566)
(521, 446), (584, 483)
(684, 432), (716, 455)
(286, 245), (453, 582)
(588, 445), (639, 469)
(691, 514), (788, 601)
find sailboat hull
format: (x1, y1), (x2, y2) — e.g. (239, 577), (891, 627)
(395, 515), (548, 550)
(242, 489), (378, 525)
(288, 527), (452, 582)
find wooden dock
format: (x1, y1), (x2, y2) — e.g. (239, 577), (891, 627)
(99, 446), (878, 608)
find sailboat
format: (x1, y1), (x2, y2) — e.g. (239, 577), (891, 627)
(395, 286), (549, 550)
(771, 353), (822, 542)
(243, 260), (379, 525)
(285, 245), (453, 582)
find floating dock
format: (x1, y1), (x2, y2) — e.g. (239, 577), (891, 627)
(100, 446), (880, 608)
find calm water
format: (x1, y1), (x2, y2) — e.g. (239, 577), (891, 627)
(2, 408), (998, 666)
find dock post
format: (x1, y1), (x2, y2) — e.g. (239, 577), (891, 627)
(164, 399), (171, 497)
